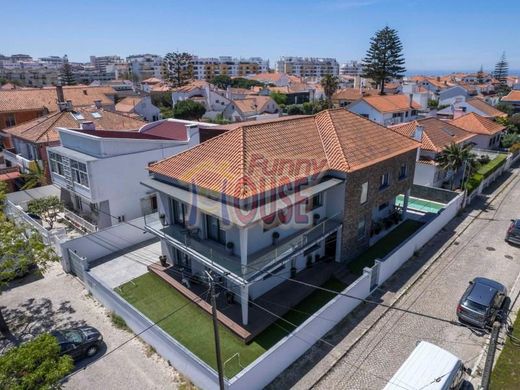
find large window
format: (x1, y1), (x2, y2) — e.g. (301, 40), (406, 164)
(49, 152), (65, 176)
(171, 199), (186, 226)
(205, 214), (226, 245)
(357, 217), (366, 240)
(70, 159), (89, 187)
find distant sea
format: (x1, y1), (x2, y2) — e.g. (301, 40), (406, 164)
(406, 69), (520, 76)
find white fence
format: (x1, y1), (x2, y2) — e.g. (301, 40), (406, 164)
(83, 271), (221, 390)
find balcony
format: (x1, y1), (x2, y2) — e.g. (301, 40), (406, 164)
(63, 209), (98, 233)
(2, 149), (41, 173)
(144, 213), (342, 283)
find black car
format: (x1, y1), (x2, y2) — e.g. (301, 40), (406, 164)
(506, 219), (520, 245)
(51, 326), (103, 360)
(457, 277), (507, 328)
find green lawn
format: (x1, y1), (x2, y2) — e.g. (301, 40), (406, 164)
(347, 220), (424, 275)
(490, 311), (520, 389)
(117, 273), (345, 378)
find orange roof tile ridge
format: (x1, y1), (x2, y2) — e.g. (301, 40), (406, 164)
(314, 109), (350, 171)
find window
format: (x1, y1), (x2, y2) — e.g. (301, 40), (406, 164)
(306, 193), (322, 211)
(171, 199), (186, 226)
(399, 164), (407, 180)
(360, 182), (368, 204)
(380, 173), (389, 189)
(411, 110), (418, 116)
(49, 152), (65, 176)
(5, 114), (15, 127)
(357, 217), (366, 240)
(361, 114), (369, 118)
(70, 159), (89, 187)
(206, 214), (226, 245)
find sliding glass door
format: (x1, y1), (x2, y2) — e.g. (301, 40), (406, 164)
(205, 214), (226, 245)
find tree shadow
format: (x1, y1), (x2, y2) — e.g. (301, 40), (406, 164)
(0, 298), (86, 353)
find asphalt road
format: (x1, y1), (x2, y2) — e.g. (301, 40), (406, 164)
(314, 166), (520, 389)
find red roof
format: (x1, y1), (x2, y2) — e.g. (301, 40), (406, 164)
(139, 120), (189, 141)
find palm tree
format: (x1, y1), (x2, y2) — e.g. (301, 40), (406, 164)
(436, 143), (478, 190)
(320, 74), (340, 109)
(21, 161), (47, 190)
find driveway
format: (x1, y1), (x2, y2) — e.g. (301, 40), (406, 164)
(269, 164), (520, 389)
(0, 263), (184, 389)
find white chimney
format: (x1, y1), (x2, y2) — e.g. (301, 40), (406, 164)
(413, 125), (424, 142)
(80, 121), (96, 131)
(65, 100), (73, 111)
(409, 94), (414, 108)
(453, 107), (466, 119)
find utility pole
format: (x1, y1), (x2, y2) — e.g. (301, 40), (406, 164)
(481, 320), (501, 390)
(206, 271), (225, 390)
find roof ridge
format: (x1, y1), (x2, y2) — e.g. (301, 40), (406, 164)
(314, 109), (350, 171)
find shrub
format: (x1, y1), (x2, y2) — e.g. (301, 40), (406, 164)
(110, 312), (131, 332)
(510, 143), (520, 155)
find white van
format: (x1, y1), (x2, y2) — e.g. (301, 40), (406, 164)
(383, 341), (469, 390)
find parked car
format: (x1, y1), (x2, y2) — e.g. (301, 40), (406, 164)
(384, 341), (469, 390)
(505, 219), (520, 245)
(457, 277), (507, 328)
(51, 326), (103, 360)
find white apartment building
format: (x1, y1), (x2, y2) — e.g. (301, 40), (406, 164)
(191, 56), (269, 80)
(340, 60), (363, 76)
(47, 125), (200, 231)
(276, 57), (339, 78)
(127, 54), (163, 82)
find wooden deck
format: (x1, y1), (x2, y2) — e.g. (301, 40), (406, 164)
(148, 260), (346, 343)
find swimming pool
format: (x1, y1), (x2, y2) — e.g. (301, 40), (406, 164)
(395, 195), (445, 213)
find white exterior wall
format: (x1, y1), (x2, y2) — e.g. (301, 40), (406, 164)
(347, 101), (384, 123)
(413, 163), (438, 187)
(133, 96), (161, 122)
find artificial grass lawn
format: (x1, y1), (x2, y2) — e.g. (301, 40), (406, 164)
(117, 273), (345, 378)
(490, 311), (520, 389)
(347, 220), (424, 275)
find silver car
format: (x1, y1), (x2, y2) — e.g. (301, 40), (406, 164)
(506, 219), (520, 245)
(457, 277), (507, 328)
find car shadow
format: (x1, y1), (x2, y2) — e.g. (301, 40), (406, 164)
(0, 297), (87, 353)
(67, 341), (108, 374)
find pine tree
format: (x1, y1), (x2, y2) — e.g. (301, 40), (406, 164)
(60, 59), (76, 86)
(362, 26), (406, 95)
(476, 65), (485, 84)
(162, 52), (193, 88)
(494, 52), (510, 95)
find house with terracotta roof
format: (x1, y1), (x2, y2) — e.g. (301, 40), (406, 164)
(451, 112), (506, 149)
(0, 85), (116, 131)
(141, 109), (419, 333)
(501, 90), (520, 113)
(47, 124), (200, 231)
(2, 103), (146, 187)
(171, 80), (231, 119)
(247, 72), (301, 87)
(391, 118), (476, 188)
(438, 86), (469, 106)
(437, 97), (507, 119)
(222, 96), (280, 122)
(115, 96), (161, 122)
(331, 88), (371, 107)
(347, 94), (422, 126)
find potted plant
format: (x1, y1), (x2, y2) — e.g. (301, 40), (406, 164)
(272, 231), (280, 246)
(313, 213), (321, 226)
(159, 213), (167, 226)
(226, 242), (234, 255)
(159, 255), (167, 267)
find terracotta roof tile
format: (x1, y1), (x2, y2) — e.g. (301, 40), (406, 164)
(149, 109), (419, 199)
(466, 97), (507, 118)
(357, 94), (421, 113)
(115, 96), (144, 113)
(451, 112), (506, 135)
(3, 107), (146, 144)
(502, 90), (520, 102)
(0, 86), (115, 113)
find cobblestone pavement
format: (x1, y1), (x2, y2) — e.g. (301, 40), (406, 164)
(1, 264), (182, 389)
(268, 164), (520, 390)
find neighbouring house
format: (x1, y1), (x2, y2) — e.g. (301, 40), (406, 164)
(47, 124), (200, 232)
(401, 83), (432, 110)
(139, 118), (223, 143)
(501, 90), (520, 113)
(332, 88), (370, 107)
(437, 97), (507, 119)
(142, 109), (419, 332)
(409, 76), (450, 94)
(0, 85), (116, 131)
(268, 83), (314, 105)
(115, 96), (161, 122)
(222, 96), (280, 122)
(348, 94), (422, 126)
(2, 103), (146, 186)
(391, 118), (476, 188)
(451, 112), (506, 149)
(438, 86), (469, 106)
(171, 80), (231, 119)
(247, 72), (302, 87)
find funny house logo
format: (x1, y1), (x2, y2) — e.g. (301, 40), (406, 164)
(178, 153), (329, 229)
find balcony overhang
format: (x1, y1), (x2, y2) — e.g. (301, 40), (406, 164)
(140, 177), (344, 228)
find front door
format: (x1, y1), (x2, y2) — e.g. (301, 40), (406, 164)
(206, 214), (226, 245)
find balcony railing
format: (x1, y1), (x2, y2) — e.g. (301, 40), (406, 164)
(2, 150), (41, 172)
(63, 209), (98, 233)
(144, 212), (342, 282)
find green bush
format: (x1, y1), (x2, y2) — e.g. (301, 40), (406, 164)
(465, 154), (508, 193)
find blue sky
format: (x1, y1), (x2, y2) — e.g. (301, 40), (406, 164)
(3, 0), (519, 73)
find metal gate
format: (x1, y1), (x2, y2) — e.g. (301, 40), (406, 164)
(370, 260), (380, 291)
